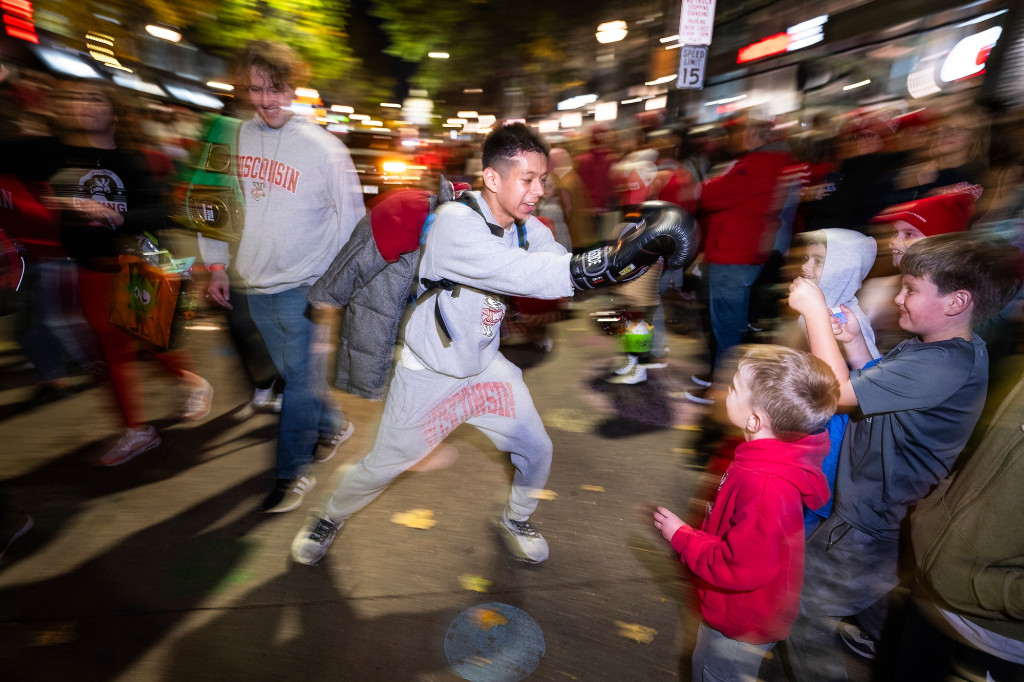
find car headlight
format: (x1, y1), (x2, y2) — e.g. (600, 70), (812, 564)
(382, 160), (407, 174)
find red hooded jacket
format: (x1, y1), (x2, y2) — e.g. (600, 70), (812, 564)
(699, 145), (796, 265)
(671, 432), (830, 644)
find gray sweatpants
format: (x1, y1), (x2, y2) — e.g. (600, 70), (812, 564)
(325, 352), (552, 523)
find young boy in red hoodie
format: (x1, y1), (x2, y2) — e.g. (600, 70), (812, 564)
(653, 344), (839, 681)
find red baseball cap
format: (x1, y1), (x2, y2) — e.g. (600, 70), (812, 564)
(870, 183), (983, 236)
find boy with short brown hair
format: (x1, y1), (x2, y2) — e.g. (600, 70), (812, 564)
(654, 344), (839, 681)
(785, 231), (1022, 681)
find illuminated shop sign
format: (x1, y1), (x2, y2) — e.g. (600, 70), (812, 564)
(2, 0), (39, 43)
(737, 15), (827, 64)
(939, 26), (1001, 82)
(908, 25), (1003, 99)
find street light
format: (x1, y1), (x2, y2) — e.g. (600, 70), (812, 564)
(596, 21), (627, 44)
(145, 24), (181, 43)
(428, 52), (449, 59)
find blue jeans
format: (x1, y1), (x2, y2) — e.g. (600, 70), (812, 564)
(707, 263), (763, 369)
(248, 286), (344, 479)
(19, 260), (101, 382)
(692, 622), (775, 682)
(785, 514), (900, 682)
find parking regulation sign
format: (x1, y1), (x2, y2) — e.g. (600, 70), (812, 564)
(677, 46), (708, 90)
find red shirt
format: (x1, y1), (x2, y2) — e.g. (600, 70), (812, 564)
(671, 432), (830, 644)
(699, 148), (797, 265)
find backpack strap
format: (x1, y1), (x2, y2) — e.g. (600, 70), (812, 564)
(415, 193), (527, 343)
(455, 193), (529, 250)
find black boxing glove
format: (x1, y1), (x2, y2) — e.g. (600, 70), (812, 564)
(569, 201), (700, 290)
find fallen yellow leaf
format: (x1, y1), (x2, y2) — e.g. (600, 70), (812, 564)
(530, 489), (558, 500)
(458, 574), (493, 593)
(471, 608), (509, 632)
(614, 620), (657, 644)
(390, 509), (437, 530)
(580, 484), (605, 493)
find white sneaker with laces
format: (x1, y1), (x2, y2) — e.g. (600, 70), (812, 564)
(183, 378), (213, 420)
(614, 354), (639, 376)
(101, 425), (161, 467)
(291, 509), (340, 565)
(607, 363), (648, 385)
(839, 622), (877, 659)
(496, 512), (549, 563)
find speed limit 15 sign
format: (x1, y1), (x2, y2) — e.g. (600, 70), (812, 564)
(677, 46), (708, 90)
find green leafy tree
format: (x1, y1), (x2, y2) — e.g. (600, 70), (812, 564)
(189, 0), (369, 102)
(366, 0), (611, 123)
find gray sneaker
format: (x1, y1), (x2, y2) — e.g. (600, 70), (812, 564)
(291, 509), (340, 565)
(496, 513), (549, 563)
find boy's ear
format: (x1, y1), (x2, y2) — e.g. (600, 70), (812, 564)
(746, 411), (763, 435)
(482, 167), (499, 193)
(946, 289), (973, 317)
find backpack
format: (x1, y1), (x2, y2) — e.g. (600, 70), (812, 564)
(310, 178), (526, 400)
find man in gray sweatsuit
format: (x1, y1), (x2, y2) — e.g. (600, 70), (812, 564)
(292, 123), (696, 564)
(199, 41), (365, 513)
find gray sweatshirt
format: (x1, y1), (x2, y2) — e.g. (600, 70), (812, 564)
(197, 115), (365, 293)
(405, 191), (574, 377)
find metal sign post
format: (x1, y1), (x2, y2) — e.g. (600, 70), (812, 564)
(677, 0), (716, 90)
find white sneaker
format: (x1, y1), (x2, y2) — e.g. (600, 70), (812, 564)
(607, 363), (648, 385)
(183, 378), (213, 420)
(101, 425), (161, 466)
(252, 386), (275, 407)
(291, 509), (340, 565)
(496, 513), (549, 563)
(614, 354), (639, 375)
(690, 374), (713, 388)
(839, 622), (877, 659)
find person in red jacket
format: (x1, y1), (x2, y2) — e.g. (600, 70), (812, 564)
(685, 117), (798, 403)
(654, 344), (838, 682)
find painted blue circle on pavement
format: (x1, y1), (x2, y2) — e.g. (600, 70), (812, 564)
(444, 602), (545, 682)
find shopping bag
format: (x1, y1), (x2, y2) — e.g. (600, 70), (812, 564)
(109, 254), (181, 350)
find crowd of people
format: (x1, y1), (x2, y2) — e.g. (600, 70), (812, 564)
(3, 36), (1024, 682)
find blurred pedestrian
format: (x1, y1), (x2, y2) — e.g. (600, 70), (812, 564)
(576, 124), (620, 243)
(547, 147), (593, 252)
(683, 117), (797, 404)
(198, 40), (365, 513)
(808, 115), (900, 233)
(2, 78), (212, 466)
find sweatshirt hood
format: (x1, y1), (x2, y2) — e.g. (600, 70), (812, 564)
(819, 229), (875, 308)
(249, 113), (306, 136)
(819, 228), (879, 358)
(733, 431), (831, 509)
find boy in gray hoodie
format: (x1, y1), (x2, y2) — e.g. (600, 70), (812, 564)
(291, 123), (698, 565)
